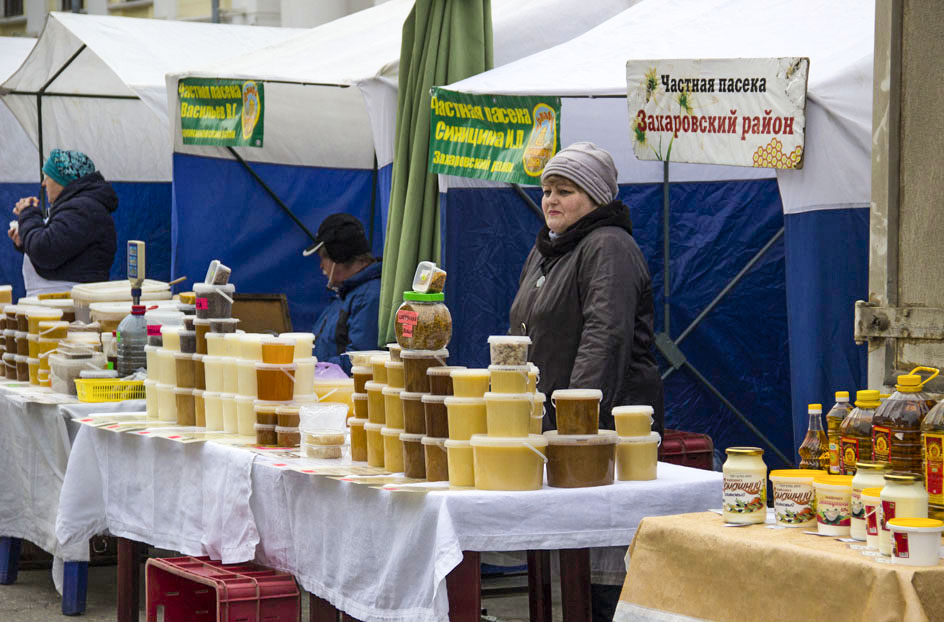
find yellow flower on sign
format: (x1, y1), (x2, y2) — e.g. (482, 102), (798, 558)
(644, 67), (659, 103)
(677, 88), (693, 116)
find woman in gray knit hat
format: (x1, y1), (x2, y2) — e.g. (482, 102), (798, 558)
(508, 142), (664, 437)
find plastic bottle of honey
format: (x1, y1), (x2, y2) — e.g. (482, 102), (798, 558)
(921, 399), (944, 511)
(798, 403), (829, 470)
(871, 367), (938, 477)
(839, 390), (881, 475)
(826, 391), (853, 474)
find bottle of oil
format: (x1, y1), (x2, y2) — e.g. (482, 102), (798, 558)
(826, 391), (853, 474)
(871, 367), (938, 476)
(839, 390), (880, 475)
(798, 403), (829, 470)
(921, 399), (944, 512)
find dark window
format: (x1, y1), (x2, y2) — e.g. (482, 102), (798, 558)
(3, 0), (24, 17)
(60, 0), (84, 9)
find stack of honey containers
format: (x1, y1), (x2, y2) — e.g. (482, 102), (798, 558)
(16, 305), (64, 386)
(252, 333), (317, 447)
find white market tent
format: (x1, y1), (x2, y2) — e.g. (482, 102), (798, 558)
(439, 0), (874, 461)
(165, 0), (642, 331)
(0, 12), (305, 182)
(0, 37), (37, 186)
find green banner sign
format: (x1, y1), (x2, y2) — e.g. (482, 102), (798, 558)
(428, 88), (561, 185)
(179, 78), (264, 147)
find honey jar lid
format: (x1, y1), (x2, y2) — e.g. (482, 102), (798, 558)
(469, 433), (548, 448)
(384, 360), (404, 369)
(364, 422), (384, 431)
(399, 391), (426, 400)
(400, 348), (449, 359)
(347, 417), (367, 428)
(352, 393), (368, 401)
(443, 396), (486, 406)
(551, 389), (603, 401)
(402, 291), (444, 302)
(769, 469), (823, 479)
(861, 487), (883, 498)
(854, 461), (890, 471)
(429, 365), (465, 376)
(381, 386), (402, 396)
(380, 426), (404, 437)
(618, 432), (661, 445)
(350, 365), (373, 375)
(421, 436), (448, 447)
(484, 392), (535, 402)
(725, 446), (764, 456)
(450, 368), (489, 378)
(364, 381), (385, 391)
(544, 430), (618, 445)
(399, 431), (425, 442)
(421, 393), (447, 404)
(813, 474), (854, 487)
(612, 405), (654, 416)
(884, 472), (923, 483)
(887, 518), (944, 530)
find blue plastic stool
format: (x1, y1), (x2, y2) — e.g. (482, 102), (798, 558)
(61, 561), (89, 616)
(0, 537), (21, 584)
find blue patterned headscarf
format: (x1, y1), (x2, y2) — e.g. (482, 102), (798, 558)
(42, 149), (96, 188)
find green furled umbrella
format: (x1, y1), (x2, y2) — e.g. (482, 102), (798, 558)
(378, 0), (493, 345)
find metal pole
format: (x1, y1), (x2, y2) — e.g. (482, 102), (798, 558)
(512, 183), (543, 220)
(211, 0), (220, 22)
(663, 160), (670, 337)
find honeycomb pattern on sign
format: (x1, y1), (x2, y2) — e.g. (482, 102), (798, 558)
(752, 137), (803, 169)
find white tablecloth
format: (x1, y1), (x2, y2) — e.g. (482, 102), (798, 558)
(249, 458), (722, 622)
(57, 423), (259, 564)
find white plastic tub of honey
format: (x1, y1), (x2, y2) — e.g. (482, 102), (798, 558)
(471, 434), (547, 491)
(484, 392), (533, 437)
(156, 383), (177, 423)
(220, 393), (238, 433)
(445, 439), (474, 487)
(616, 433), (660, 481)
(203, 391), (223, 431)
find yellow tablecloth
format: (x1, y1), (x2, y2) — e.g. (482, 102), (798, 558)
(618, 511), (944, 622)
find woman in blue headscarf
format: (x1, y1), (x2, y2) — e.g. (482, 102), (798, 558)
(8, 149), (118, 296)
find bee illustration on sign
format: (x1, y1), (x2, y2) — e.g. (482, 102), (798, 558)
(522, 102), (557, 177)
(241, 81), (261, 142)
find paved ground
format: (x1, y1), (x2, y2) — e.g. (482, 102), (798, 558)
(0, 562), (559, 621)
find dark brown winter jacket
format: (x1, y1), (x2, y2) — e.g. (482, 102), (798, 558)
(508, 200), (664, 435)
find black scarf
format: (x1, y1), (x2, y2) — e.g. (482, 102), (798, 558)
(535, 200), (633, 259)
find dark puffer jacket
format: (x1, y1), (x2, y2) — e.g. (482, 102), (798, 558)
(313, 260), (383, 374)
(17, 172), (118, 283)
(508, 200), (664, 436)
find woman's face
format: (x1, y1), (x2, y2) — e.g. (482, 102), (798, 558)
(541, 175), (597, 234)
(41, 176), (64, 205)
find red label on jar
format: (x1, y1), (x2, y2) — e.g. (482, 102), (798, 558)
(881, 499), (896, 532)
(872, 426), (891, 462)
(893, 531), (910, 558)
(866, 503), (879, 536)
(146, 325), (162, 336)
(925, 434), (943, 502)
(396, 309), (418, 338)
(840, 437), (859, 475)
(196, 298), (209, 310)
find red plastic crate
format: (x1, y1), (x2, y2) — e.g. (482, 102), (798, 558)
(146, 556), (299, 622)
(659, 429), (714, 471)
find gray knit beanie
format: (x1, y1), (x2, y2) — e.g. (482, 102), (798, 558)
(541, 142), (618, 206)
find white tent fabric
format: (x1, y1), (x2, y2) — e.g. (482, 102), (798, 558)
(443, 0), (874, 209)
(0, 37), (38, 183)
(0, 13), (304, 181)
(167, 0), (642, 171)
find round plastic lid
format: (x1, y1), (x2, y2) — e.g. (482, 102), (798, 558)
(400, 391), (426, 400)
(202, 391), (222, 399)
(544, 430), (618, 446)
(856, 389), (880, 401)
(261, 335), (295, 346)
(400, 348), (449, 359)
(144, 379), (158, 387)
(552, 389), (603, 401)
(618, 432), (661, 445)
(381, 426), (405, 437)
(808, 403), (822, 412)
(254, 423), (276, 431)
(235, 395), (255, 403)
(275, 405), (300, 414)
(835, 391), (850, 400)
(428, 365), (465, 376)
(196, 319), (214, 327)
(254, 362), (298, 371)
(173, 351), (194, 360)
(352, 393), (368, 401)
(26, 334), (37, 341)
(399, 431), (425, 442)
(444, 439), (471, 449)
(885, 472), (923, 483)
(613, 405), (654, 416)
(897, 374), (921, 387)
(364, 381), (385, 391)
(369, 353), (391, 364)
(422, 436), (447, 447)
(219, 393), (235, 399)
(725, 447), (763, 455)
(421, 394), (447, 404)
(364, 422), (384, 432)
(887, 518), (944, 530)
(351, 365), (373, 375)
(193, 389), (205, 397)
(487, 335), (532, 345)
(451, 368), (489, 378)
(174, 387), (194, 396)
(444, 396), (486, 406)
(854, 461), (890, 472)
(253, 400), (291, 411)
(402, 291), (445, 302)
(769, 469), (823, 479)
(348, 417), (367, 427)
(274, 425), (299, 433)
(382, 386), (403, 396)
(470, 434), (548, 448)
(861, 487), (884, 498)
(484, 392), (534, 402)
(26, 357), (39, 364)
(14, 331), (26, 337)
(385, 361), (404, 369)
(293, 394), (319, 403)
(193, 283), (236, 293)
(488, 364), (530, 372)
(813, 475), (854, 487)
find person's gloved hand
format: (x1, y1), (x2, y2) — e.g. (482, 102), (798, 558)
(13, 196), (38, 216)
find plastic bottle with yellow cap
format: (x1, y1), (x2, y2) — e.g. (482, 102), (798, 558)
(798, 403), (829, 470)
(870, 367), (938, 477)
(920, 396), (944, 510)
(839, 390), (881, 475)
(826, 391), (853, 474)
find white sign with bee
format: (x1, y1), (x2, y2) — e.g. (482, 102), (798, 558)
(626, 58), (809, 169)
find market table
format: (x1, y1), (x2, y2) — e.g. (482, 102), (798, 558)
(615, 511), (944, 622)
(0, 382), (142, 614)
(58, 420), (721, 622)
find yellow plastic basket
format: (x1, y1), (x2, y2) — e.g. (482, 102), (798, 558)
(74, 378), (146, 403)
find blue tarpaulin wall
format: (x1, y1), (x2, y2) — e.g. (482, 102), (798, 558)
(171, 153), (384, 332)
(441, 178), (798, 466)
(784, 207), (869, 452)
(0, 181), (171, 299)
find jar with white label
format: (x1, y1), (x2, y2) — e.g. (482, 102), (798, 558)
(850, 462), (891, 541)
(723, 447), (767, 524)
(813, 474), (854, 536)
(878, 472), (928, 555)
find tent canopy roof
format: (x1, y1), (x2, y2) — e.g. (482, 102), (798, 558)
(0, 37), (38, 183)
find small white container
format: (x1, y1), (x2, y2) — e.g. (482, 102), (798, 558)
(850, 462), (890, 541)
(612, 405), (654, 437)
(144, 378), (159, 420)
(202, 355), (226, 392)
(616, 433), (660, 482)
(861, 487), (883, 550)
(487, 335), (531, 366)
(161, 325), (182, 352)
(222, 357), (239, 394)
(412, 260), (447, 293)
(722, 447), (767, 524)
(280, 332), (315, 360)
(236, 359), (258, 397)
(156, 383), (177, 423)
(879, 472), (928, 556)
(887, 518), (944, 566)
(220, 393), (238, 433)
(237, 333), (265, 361)
(235, 395), (257, 436)
(813, 475), (854, 536)
(203, 391), (223, 431)
(205, 332), (228, 356)
(294, 357), (315, 396)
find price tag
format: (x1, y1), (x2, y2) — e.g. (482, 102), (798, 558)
(195, 298), (209, 311)
(396, 309), (418, 338)
(146, 325), (162, 336)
